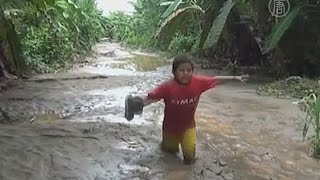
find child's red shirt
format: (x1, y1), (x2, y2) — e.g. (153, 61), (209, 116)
(147, 75), (216, 135)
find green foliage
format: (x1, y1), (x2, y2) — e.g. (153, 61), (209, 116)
(150, 0), (236, 53)
(154, 5), (204, 45)
(168, 33), (200, 54)
(0, 9), (28, 76)
(300, 93), (320, 158)
(104, 0), (320, 83)
(106, 11), (153, 48)
(262, 5), (303, 54)
(160, 0), (184, 19)
(107, 11), (134, 42)
(22, 24), (73, 73)
(105, 0), (165, 49)
(202, 0), (235, 50)
(2, 0), (107, 73)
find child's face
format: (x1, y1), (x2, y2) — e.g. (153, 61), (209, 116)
(174, 63), (193, 84)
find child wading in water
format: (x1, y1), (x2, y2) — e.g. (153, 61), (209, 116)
(125, 54), (248, 165)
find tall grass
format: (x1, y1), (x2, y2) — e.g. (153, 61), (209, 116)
(301, 93), (320, 157)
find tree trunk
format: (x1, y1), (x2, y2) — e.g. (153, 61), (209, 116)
(0, 9), (28, 79)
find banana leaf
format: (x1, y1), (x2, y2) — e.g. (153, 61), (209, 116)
(154, 5), (204, 46)
(202, 0), (235, 50)
(262, 5), (303, 54)
(161, 0), (183, 19)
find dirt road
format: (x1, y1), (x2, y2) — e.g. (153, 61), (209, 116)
(0, 41), (319, 180)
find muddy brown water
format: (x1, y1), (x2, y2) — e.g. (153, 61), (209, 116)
(0, 41), (319, 180)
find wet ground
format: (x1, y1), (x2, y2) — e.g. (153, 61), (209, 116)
(0, 41), (319, 180)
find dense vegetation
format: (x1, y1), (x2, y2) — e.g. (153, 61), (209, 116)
(0, 0), (107, 77)
(2, 0), (319, 82)
(106, 0), (320, 79)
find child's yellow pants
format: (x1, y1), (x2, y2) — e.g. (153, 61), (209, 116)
(161, 127), (196, 164)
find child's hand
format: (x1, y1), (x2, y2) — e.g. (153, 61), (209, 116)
(237, 74), (249, 83)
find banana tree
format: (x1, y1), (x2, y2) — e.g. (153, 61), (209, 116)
(153, 0), (237, 52)
(0, 1), (29, 78)
(262, 0), (319, 54)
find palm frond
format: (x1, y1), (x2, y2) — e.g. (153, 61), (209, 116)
(262, 5), (303, 54)
(160, 1), (175, 6)
(202, 0), (235, 50)
(160, 0), (183, 19)
(154, 5), (204, 45)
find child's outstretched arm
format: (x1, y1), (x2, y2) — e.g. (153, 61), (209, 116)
(142, 81), (169, 106)
(215, 74), (249, 85)
(140, 96), (159, 106)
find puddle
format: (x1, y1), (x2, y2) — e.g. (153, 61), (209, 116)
(69, 85), (164, 125)
(111, 55), (171, 72)
(86, 86), (139, 107)
(77, 54), (170, 76)
(79, 65), (144, 76)
(30, 112), (62, 122)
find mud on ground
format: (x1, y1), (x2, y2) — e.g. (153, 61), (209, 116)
(0, 41), (319, 180)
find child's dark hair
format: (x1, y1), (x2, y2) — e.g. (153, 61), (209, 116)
(172, 54), (194, 73)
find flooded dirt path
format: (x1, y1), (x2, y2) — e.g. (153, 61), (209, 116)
(196, 83), (320, 180)
(0, 41), (319, 180)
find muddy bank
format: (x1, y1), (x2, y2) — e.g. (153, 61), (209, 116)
(0, 41), (319, 180)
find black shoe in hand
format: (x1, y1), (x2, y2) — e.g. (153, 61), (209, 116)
(125, 95), (144, 121)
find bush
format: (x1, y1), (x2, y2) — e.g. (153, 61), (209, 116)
(168, 33), (200, 54)
(12, 0), (107, 73)
(105, 0), (165, 50)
